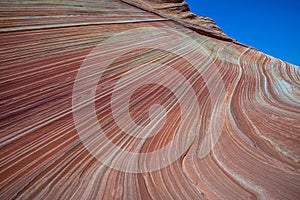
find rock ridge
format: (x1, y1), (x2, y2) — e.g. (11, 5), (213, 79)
(121, 0), (248, 46)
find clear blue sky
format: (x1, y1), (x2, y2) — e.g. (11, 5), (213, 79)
(185, 0), (300, 66)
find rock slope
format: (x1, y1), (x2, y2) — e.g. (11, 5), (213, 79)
(0, 0), (299, 199)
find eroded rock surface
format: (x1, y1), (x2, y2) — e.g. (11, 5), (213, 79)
(0, 0), (299, 199)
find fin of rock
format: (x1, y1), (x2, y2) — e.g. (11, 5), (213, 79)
(121, 0), (241, 43)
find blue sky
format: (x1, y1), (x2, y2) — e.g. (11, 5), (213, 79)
(185, 0), (300, 66)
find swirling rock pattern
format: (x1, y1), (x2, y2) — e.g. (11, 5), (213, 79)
(0, 0), (300, 199)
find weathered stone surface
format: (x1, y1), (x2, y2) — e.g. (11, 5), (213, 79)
(0, 0), (299, 199)
(121, 0), (238, 42)
(126, 0), (225, 34)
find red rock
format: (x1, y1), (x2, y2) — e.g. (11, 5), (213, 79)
(0, 0), (299, 199)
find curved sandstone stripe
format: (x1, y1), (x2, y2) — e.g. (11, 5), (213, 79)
(0, 0), (299, 199)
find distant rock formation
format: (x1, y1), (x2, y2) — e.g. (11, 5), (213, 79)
(122, 0), (236, 42)
(0, 0), (299, 199)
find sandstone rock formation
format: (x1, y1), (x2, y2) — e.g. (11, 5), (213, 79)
(0, 0), (299, 199)
(122, 0), (232, 40)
